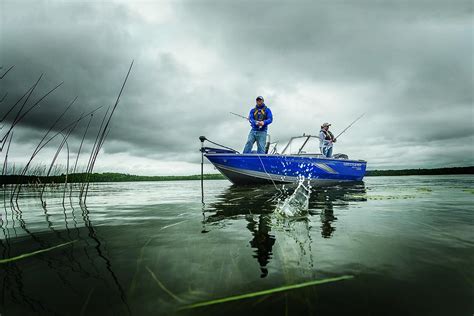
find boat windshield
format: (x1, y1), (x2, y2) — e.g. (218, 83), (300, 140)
(280, 135), (322, 155)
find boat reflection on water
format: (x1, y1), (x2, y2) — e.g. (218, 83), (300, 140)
(203, 182), (367, 277)
(246, 214), (275, 278)
(310, 181), (367, 238)
(320, 200), (337, 238)
(203, 186), (278, 278)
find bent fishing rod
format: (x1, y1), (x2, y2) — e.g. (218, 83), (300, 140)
(334, 113), (365, 140)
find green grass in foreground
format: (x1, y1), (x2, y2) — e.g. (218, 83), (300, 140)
(0, 241), (77, 264)
(178, 275), (354, 310)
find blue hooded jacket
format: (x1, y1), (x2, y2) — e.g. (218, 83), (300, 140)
(248, 103), (273, 132)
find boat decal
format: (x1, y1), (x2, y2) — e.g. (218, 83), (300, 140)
(213, 163), (299, 182)
(313, 163), (338, 174)
(343, 162), (364, 167)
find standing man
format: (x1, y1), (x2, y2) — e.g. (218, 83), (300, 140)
(319, 122), (336, 158)
(243, 96), (273, 154)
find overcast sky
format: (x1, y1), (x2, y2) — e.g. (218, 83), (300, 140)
(0, 0), (473, 175)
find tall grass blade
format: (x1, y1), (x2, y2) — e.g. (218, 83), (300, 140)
(0, 240), (77, 264)
(179, 275), (354, 310)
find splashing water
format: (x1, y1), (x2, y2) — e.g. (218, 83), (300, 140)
(275, 179), (312, 217)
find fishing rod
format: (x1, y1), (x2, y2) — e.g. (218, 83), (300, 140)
(230, 111), (269, 132)
(334, 113), (365, 140)
(230, 111), (249, 121)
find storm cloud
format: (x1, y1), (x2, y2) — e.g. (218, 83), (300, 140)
(0, 0), (472, 175)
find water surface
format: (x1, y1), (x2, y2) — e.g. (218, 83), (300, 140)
(1, 175), (473, 315)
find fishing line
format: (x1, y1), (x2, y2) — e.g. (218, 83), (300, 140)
(256, 153), (282, 194)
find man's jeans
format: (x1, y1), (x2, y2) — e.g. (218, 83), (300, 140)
(321, 146), (333, 158)
(243, 130), (267, 154)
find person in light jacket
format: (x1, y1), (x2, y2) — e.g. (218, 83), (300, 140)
(319, 122), (336, 158)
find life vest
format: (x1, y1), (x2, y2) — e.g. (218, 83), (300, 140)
(320, 129), (334, 141)
(253, 106), (267, 121)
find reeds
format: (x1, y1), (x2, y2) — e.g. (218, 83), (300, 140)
(81, 60), (134, 205)
(0, 61), (133, 212)
(146, 266), (185, 303)
(0, 63), (134, 313)
(0, 240), (77, 264)
(178, 275), (354, 310)
(0, 65), (14, 79)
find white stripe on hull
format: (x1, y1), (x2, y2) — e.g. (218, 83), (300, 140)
(213, 163), (351, 185)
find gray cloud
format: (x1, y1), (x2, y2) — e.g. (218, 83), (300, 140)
(0, 0), (472, 175)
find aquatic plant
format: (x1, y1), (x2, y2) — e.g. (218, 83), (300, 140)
(0, 240), (77, 264)
(178, 275), (354, 310)
(0, 62), (133, 214)
(146, 266), (185, 303)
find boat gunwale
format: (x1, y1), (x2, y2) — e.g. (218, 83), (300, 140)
(204, 153), (367, 164)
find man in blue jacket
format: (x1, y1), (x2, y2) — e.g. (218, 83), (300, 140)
(243, 96), (273, 154)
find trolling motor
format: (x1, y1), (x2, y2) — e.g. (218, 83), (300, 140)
(199, 136), (206, 204)
(199, 136), (208, 153)
(199, 135), (240, 203)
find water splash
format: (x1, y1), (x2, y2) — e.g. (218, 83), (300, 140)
(275, 179), (311, 217)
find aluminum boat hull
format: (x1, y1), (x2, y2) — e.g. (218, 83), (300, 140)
(204, 153), (367, 185)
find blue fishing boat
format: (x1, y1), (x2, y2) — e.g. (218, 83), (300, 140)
(200, 135), (367, 185)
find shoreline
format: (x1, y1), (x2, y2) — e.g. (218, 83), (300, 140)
(0, 166), (472, 184)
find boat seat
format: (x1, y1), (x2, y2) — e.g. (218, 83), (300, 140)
(333, 153), (349, 159)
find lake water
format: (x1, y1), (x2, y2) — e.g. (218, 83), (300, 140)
(0, 175), (473, 315)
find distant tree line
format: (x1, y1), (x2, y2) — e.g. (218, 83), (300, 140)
(365, 166), (473, 176)
(0, 172), (225, 185)
(0, 167), (472, 184)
